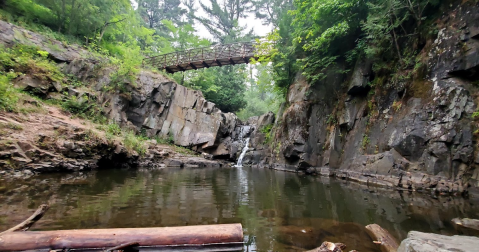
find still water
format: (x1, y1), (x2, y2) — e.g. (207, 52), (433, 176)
(1, 167), (479, 251)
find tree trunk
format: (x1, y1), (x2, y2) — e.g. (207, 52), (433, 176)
(58, 0), (66, 33)
(0, 223), (243, 251)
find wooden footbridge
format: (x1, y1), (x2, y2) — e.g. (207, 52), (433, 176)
(144, 41), (266, 73)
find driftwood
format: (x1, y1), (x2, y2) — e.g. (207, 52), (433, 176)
(365, 224), (399, 252)
(306, 242), (347, 252)
(452, 218), (479, 231)
(0, 223), (244, 251)
(0, 204), (49, 235)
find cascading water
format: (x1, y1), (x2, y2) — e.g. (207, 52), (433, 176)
(235, 138), (250, 167)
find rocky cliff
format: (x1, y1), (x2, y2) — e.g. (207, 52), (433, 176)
(241, 1), (479, 193)
(0, 20), (245, 172)
(2, 1), (479, 194)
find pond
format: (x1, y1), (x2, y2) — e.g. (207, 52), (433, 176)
(1, 167), (479, 251)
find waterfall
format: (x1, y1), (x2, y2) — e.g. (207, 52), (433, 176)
(235, 138), (250, 167)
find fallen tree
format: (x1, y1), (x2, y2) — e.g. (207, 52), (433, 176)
(0, 204), (244, 251)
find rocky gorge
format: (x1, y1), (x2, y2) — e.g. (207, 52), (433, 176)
(2, 1), (479, 197)
(1, 1), (479, 252)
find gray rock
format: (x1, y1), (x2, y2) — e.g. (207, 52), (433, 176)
(347, 58), (372, 96)
(398, 231), (479, 252)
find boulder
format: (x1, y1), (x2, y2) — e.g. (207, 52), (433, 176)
(397, 231), (479, 252)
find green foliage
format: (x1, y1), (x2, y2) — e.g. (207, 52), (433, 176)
(124, 131), (147, 156)
(361, 134), (370, 150)
(61, 96), (89, 114)
(61, 95), (106, 123)
(105, 123), (122, 136)
(472, 111), (479, 120)
(179, 0), (257, 112)
(253, 0), (293, 27)
(187, 0), (255, 43)
(237, 63), (284, 120)
(264, 0), (441, 91)
(137, 0), (187, 34)
(180, 66), (248, 113)
(0, 74), (19, 112)
(173, 145), (197, 156)
(107, 47), (143, 93)
(260, 124), (274, 144)
(0, 44), (65, 85)
(257, 8), (297, 93)
(290, 0), (367, 84)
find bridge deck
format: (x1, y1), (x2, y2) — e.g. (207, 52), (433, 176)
(144, 42), (261, 73)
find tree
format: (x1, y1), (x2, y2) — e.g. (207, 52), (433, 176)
(362, 0), (440, 62)
(252, 0), (292, 27)
(237, 63), (283, 120)
(137, 0), (187, 37)
(181, 0), (257, 112)
(187, 0), (255, 43)
(203, 66), (248, 112)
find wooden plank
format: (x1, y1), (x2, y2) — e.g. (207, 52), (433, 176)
(0, 224), (244, 251)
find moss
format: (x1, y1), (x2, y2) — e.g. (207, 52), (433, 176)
(12, 28), (30, 44)
(409, 80), (432, 99)
(392, 100), (403, 112)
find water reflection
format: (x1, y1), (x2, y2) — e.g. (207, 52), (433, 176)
(1, 167), (479, 251)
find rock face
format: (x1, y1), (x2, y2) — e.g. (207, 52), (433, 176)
(397, 231), (479, 252)
(0, 20), (245, 160)
(239, 2), (479, 193)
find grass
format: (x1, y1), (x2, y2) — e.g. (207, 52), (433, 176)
(0, 121), (23, 130)
(173, 145), (198, 156)
(124, 131), (147, 156)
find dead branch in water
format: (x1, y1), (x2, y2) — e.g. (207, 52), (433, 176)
(0, 204), (49, 235)
(365, 224), (399, 252)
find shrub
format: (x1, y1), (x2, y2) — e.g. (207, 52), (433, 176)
(106, 123), (122, 136)
(124, 131), (147, 156)
(260, 124), (274, 144)
(0, 74), (19, 112)
(62, 96), (90, 114)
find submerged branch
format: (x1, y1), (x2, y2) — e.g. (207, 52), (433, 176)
(0, 204), (49, 235)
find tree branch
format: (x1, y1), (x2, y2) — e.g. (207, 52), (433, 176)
(0, 204), (49, 235)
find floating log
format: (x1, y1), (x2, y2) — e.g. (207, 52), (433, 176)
(365, 224), (399, 252)
(0, 224), (243, 251)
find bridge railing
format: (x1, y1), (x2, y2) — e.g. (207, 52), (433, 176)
(144, 41), (263, 71)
